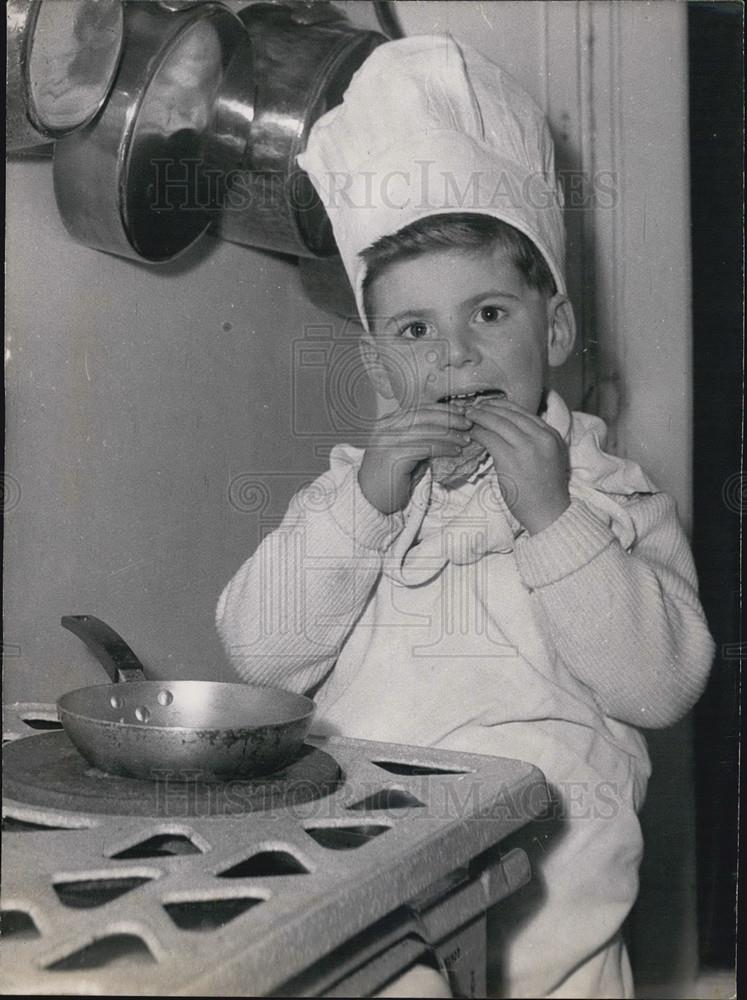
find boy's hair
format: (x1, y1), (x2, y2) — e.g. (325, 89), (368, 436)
(360, 213), (556, 324)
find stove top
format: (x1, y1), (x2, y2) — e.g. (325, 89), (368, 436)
(3, 730), (342, 817)
(2, 702), (549, 996)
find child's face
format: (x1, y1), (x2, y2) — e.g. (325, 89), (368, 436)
(364, 246), (574, 414)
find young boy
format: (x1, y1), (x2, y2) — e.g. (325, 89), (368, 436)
(216, 36), (714, 998)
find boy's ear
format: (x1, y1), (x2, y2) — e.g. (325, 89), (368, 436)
(359, 333), (396, 399)
(547, 294), (576, 367)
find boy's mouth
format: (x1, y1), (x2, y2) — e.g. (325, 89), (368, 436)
(438, 389), (507, 404)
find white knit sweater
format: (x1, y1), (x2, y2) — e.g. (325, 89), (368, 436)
(216, 395), (714, 737)
(215, 394), (714, 997)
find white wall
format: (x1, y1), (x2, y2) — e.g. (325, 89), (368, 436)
(4, 156), (350, 700)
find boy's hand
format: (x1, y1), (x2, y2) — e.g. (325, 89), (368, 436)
(359, 404), (473, 514)
(465, 397), (570, 534)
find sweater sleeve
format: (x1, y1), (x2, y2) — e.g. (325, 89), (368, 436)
(216, 453), (405, 695)
(513, 494), (715, 728)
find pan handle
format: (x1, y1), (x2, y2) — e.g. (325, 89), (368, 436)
(61, 615), (147, 684)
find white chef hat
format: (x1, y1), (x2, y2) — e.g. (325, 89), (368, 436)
(297, 34), (566, 329)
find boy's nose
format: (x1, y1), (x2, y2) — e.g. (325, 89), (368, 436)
(441, 328), (478, 367)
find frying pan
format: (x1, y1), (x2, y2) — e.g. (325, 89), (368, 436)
(58, 615), (315, 781)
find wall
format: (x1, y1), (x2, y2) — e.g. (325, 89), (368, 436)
(4, 156), (347, 700)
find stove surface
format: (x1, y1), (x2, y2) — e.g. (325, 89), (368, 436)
(2, 703), (548, 996)
(3, 730), (342, 816)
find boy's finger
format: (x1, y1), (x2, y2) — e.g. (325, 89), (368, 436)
(470, 396), (536, 417)
(466, 403), (560, 445)
(382, 419), (472, 439)
(465, 409), (534, 448)
(396, 440), (465, 459)
(381, 420), (471, 439)
(468, 423), (514, 453)
(391, 407), (472, 429)
(372, 434), (468, 454)
(466, 398), (545, 432)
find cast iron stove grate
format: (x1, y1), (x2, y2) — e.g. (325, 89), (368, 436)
(2, 702), (548, 996)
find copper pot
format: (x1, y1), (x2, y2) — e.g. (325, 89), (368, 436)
(53, 1), (249, 263)
(215, 1), (386, 258)
(7, 0), (124, 151)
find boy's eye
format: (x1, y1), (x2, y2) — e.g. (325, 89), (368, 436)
(475, 305), (505, 323)
(400, 321), (430, 339)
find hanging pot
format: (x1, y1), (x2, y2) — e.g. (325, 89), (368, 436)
(53, 1), (250, 263)
(7, 0), (124, 151)
(215, 1), (386, 258)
